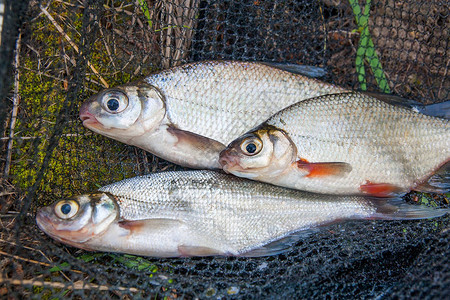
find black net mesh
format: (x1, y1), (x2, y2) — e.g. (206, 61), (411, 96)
(1, 0), (449, 298)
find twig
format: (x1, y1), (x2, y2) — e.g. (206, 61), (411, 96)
(437, 58), (449, 100)
(54, 0), (80, 8)
(1, 133), (90, 141)
(39, 249), (72, 281)
(163, 2), (174, 68)
(4, 32), (21, 178)
(160, 0), (199, 68)
(318, 1), (327, 52)
(98, 24), (116, 69)
(0, 239), (72, 281)
(0, 193), (15, 198)
(0, 249), (82, 274)
(39, 5), (109, 88)
(21, 66), (99, 92)
(0, 275), (140, 292)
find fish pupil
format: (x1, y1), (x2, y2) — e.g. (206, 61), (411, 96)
(61, 203), (71, 215)
(246, 143), (257, 154)
(107, 98), (120, 111)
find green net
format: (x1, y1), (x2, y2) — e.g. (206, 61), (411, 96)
(0, 0), (448, 298)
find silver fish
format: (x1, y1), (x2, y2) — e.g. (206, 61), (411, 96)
(79, 61), (346, 169)
(219, 92), (450, 196)
(36, 171), (447, 257)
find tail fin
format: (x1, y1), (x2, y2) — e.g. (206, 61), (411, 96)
(419, 101), (450, 119)
(370, 197), (449, 220)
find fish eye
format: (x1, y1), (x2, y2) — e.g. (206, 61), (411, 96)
(54, 200), (79, 219)
(102, 91), (128, 114)
(107, 98), (119, 111)
(240, 137), (263, 156)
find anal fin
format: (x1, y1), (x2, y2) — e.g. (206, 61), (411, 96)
(413, 164), (449, 194)
(177, 245), (223, 257)
(240, 229), (319, 257)
(360, 181), (402, 197)
(369, 197), (449, 220)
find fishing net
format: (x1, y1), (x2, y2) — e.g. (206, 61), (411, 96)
(1, 0), (449, 298)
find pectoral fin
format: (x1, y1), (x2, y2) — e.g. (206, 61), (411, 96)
(296, 160), (352, 178)
(118, 219), (183, 235)
(118, 220), (149, 234)
(166, 126), (226, 169)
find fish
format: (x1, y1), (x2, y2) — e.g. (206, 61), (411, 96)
(219, 92), (450, 196)
(36, 170), (448, 257)
(79, 61), (347, 169)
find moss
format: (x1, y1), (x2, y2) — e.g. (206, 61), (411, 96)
(10, 3), (139, 204)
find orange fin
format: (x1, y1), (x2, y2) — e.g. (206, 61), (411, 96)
(296, 160), (352, 177)
(360, 181), (402, 197)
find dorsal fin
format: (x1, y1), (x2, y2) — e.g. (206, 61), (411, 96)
(260, 62), (327, 78)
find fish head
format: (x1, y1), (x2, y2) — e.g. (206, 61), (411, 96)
(219, 125), (297, 179)
(36, 193), (119, 250)
(79, 81), (165, 143)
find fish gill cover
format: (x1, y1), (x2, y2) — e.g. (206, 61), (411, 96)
(0, 0), (449, 298)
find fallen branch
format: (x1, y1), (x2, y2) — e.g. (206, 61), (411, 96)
(3, 32), (21, 178)
(40, 5), (109, 88)
(0, 249), (82, 274)
(437, 58), (449, 100)
(1, 133), (91, 140)
(0, 275), (140, 292)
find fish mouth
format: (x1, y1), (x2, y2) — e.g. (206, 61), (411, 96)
(36, 208), (95, 250)
(219, 150), (242, 173)
(36, 209), (66, 239)
(36, 210), (67, 243)
(79, 112), (99, 126)
(36, 209), (53, 233)
(79, 103), (99, 127)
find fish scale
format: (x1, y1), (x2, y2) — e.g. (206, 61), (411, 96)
(268, 93), (448, 188)
(37, 171), (448, 257)
(145, 61), (345, 145)
(80, 60), (346, 169)
(99, 171), (377, 253)
(220, 92), (449, 195)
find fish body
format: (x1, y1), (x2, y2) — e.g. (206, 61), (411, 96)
(36, 171), (447, 257)
(79, 61), (346, 169)
(219, 92), (450, 196)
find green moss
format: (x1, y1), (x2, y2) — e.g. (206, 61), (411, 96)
(10, 4), (140, 204)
